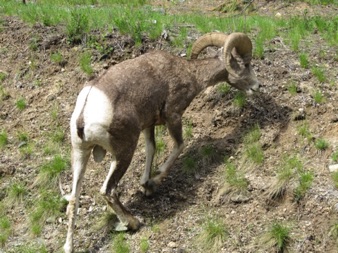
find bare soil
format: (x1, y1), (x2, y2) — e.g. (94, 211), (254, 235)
(1, 1), (338, 252)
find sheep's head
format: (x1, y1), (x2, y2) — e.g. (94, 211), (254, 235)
(191, 32), (261, 95)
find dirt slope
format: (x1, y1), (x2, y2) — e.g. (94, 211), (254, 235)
(1, 1), (338, 253)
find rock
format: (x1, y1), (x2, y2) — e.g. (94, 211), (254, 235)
(168, 241), (177, 248)
(329, 164), (338, 172)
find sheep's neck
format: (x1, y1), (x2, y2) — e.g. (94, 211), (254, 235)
(189, 58), (227, 92)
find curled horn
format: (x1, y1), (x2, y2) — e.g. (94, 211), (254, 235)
(223, 32), (253, 77)
(190, 32), (228, 59)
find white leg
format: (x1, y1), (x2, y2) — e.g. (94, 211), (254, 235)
(64, 148), (90, 253)
(140, 127), (155, 186)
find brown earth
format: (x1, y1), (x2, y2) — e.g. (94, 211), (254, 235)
(1, 1), (338, 253)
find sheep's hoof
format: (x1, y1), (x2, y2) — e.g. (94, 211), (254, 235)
(114, 217), (141, 231)
(143, 179), (158, 197)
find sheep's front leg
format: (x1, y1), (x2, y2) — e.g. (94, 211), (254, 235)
(140, 126), (155, 188)
(64, 148), (90, 253)
(144, 116), (184, 196)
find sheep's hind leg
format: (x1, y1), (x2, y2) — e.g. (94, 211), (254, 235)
(64, 147), (91, 253)
(100, 142), (141, 231)
(143, 117), (184, 196)
(140, 126), (155, 193)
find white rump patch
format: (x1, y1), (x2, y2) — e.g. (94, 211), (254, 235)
(71, 86), (114, 150)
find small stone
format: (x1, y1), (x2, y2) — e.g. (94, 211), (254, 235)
(329, 164), (338, 172)
(168, 241), (177, 248)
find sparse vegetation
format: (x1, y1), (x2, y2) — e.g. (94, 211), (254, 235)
(313, 90), (325, 104)
(198, 217), (228, 251)
(315, 138), (329, 151)
(0, 216), (11, 247)
(79, 51), (94, 76)
(0, 130), (8, 148)
(38, 155), (69, 186)
(332, 150), (338, 162)
(112, 233), (130, 253)
(261, 222), (292, 253)
(183, 120), (193, 140)
(139, 237), (150, 253)
(299, 52), (309, 68)
(16, 97), (27, 110)
(233, 91), (246, 108)
(287, 82), (298, 95)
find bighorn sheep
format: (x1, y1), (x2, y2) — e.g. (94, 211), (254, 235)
(64, 32), (260, 253)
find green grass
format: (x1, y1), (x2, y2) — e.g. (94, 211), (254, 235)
(313, 90), (325, 104)
(233, 91), (246, 108)
(182, 155), (197, 175)
(38, 155), (69, 186)
(332, 150), (338, 162)
(0, 130), (8, 148)
(79, 51), (94, 76)
(29, 189), (66, 236)
(287, 82), (298, 95)
(245, 144), (264, 164)
(311, 66), (327, 83)
(314, 138), (329, 151)
(16, 97), (27, 110)
(183, 120), (193, 140)
(139, 237), (150, 253)
(217, 83), (231, 95)
(243, 124), (261, 144)
(262, 222), (292, 252)
(6, 181), (27, 204)
(200, 145), (217, 166)
(294, 171), (314, 202)
(297, 122), (312, 141)
(198, 217), (228, 250)
(0, 216), (11, 247)
(51, 127), (65, 143)
(224, 161), (249, 194)
(66, 10), (90, 44)
(268, 155), (303, 201)
(112, 233), (130, 253)
(299, 52), (309, 68)
(50, 51), (65, 66)
(17, 131), (29, 142)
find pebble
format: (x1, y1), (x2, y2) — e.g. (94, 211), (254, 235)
(329, 164), (338, 172)
(168, 241), (177, 248)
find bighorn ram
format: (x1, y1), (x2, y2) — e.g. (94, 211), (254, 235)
(64, 32), (260, 253)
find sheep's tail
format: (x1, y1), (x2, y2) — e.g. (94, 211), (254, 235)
(75, 86), (93, 140)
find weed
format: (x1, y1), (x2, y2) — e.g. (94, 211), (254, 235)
(112, 233), (130, 253)
(182, 155), (197, 175)
(0, 84), (9, 101)
(311, 66), (326, 83)
(224, 161), (249, 194)
(200, 145), (217, 166)
(287, 82), (298, 95)
(79, 51), (94, 76)
(50, 51), (65, 66)
(294, 171), (314, 202)
(262, 222), (292, 252)
(267, 155), (302, 201)
(315, 138), (329, 151)
(19, 143), (34, 159)
(299, 52), (309, 68)
(329, 222), (338, 242)
(29, 189), (66, 236)
(16, 97), (27, 110)
(233, 91), (246, 108)
(0, 130), (8, 148)
(243, 124), (261, 144)
(0, 72), (7, 83)
(140, 237), (150, 253)
(313, 90), (325, 104)
(297, 122), (312, 140)
(332, 150), (338, 162)
(198, 217), (228, 250)
(0, 216), (11, 247)
(7, 181), (27, 204)
(11, 244), (48, 253)
(245, 144), (264, 164)
(17, 131), (29, 142)
(217, 83), (231, 95)
(38, 155), (69, 186)
(184, 120), (193, 140)
(67, 10), (89, 44)
(51, 127), (65, 143)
